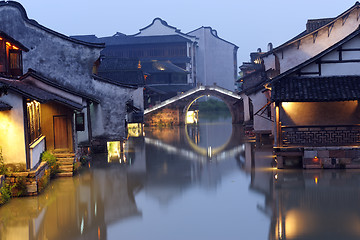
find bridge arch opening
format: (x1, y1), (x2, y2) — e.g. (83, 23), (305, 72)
(184, 95), (232, 124)
(184, 122), (245, 160)
(185, 95), (234, 159)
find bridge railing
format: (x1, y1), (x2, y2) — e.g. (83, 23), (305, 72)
(144, 85), (241, 114)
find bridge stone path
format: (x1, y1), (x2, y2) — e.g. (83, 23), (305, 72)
(144, 85), (244, 126)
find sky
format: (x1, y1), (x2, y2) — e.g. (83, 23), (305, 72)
(12, 0), (359, 66)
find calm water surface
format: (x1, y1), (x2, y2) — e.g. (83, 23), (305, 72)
(2, 115), (360, 239)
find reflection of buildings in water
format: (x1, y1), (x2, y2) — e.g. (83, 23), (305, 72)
(141, 124), (246, 206)
(0, 166), (142, 240)
(187, 124), (200, 145)
(247, 142), (360, 240)
(269, 171), (360, 240)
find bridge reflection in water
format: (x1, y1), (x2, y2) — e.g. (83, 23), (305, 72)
(145, 120), (245, 163)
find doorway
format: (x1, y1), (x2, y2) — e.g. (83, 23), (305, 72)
(53, 115), (69, 150)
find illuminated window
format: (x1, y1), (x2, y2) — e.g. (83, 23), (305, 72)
(27, 100), (41, 143)
(9, 50), (22, 76)
(0, 37), (23, 76)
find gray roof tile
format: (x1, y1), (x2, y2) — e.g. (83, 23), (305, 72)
(272, 76), (360, 102)
(0, 100), (11, 111)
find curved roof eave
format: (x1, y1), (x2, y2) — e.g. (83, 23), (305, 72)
(0, 1), (104, 49)
(269, 27), (360, 85)
(132, 17), (198, 41)
(187, 26), (238, 48)
(262, 1), (360, 58)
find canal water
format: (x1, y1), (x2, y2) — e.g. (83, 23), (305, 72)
(2, 114), (360, 239)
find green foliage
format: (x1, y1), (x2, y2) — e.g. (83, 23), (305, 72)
(198, 99), (230, 112)
(0, 147), (7, 175)
(4, 164), (26, 173)
(38, 170), (50, 193)
(14, 176), (27, 197)
(0, 183), (14, 205)
(41, 151), (59, 177)
(80, 155), (90, 165)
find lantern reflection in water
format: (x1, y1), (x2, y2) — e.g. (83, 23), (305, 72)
(127, 123), (144, 137)
(107, 141), (127, 163)
(186, 110), (199, 124)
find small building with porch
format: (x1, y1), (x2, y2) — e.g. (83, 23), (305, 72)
(0, 71), (97, 170)
(271, 27), (360, 168)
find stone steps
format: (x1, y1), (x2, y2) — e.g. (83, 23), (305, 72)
(58, 165), (73, 171)
(57, 172), (73, 177)
(54, 152), (75, 178)
(57, 158), (74, 164)
(54, 153), (75, 158)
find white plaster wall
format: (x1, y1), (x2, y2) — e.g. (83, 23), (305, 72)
(0, 92), (26, 165)
(191, 28), (206, 86)
(322, 62), (360, 76)
(190, 27), (237, 90)
(249, 91), (273, 133)
(321, 51), (339, 61)
(296, 37), (360, 76)
(77, 106), (90, 144)
(136, 19), (179, 36)
(30, 136), (45, 169)
(241, 93), (251, 122)
(301, 64), (318, 73)
(90, 102), (105, 138)
(263, 9), (360, 73)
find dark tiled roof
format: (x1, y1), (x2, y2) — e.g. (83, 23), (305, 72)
(98, 58), (139, 70)
(141, 60), (187, 74)
(97, 58), (144, 86)
(271, 76), (360, 102)
(0, 100), (11, 111)
(72, 34), (192, 46)
(20, 69), (100, 103)
(0, 31), (29, 52)
(0, 79), (83, 110)
(146, 84), (193, 94)
(96, 71), (144, 86)
(92, 74), (139, 89)
(306, 18), (334, 32)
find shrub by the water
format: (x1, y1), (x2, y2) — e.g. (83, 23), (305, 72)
(41, 151), (59, 177)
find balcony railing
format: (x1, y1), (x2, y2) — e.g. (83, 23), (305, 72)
(281, 124), (360, 147)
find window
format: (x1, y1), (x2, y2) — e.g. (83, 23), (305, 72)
(0, 39), (5, 72)
(27, 100), (41, 143)
(0, 38), (23, 76)
(76, 113), (85, 131)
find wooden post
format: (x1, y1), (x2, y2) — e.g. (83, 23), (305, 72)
(274, 102), (281, 147)
(86, 101), (92, 144)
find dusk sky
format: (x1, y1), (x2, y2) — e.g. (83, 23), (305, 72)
(14, 0), (358, 65)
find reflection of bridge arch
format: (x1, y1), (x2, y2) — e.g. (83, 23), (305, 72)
(185, 124), (244, 158)
(144, 85), (244, 126)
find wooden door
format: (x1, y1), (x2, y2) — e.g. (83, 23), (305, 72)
(54, 115), (69, 149)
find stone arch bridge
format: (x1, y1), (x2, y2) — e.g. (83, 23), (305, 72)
(144, 85), (243, 126)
